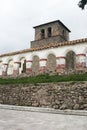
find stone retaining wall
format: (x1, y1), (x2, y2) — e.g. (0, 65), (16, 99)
(0, 82), (87, 110)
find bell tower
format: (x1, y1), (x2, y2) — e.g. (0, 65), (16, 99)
(31, 20), (71, 48)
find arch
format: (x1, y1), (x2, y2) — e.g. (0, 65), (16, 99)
(46, 53), (56, 73)
(31, 55), (39, 75)
(81, 47), (87, 54)
(47, 27), (52, 37)
(81, 47), (87, 67)
(82, 47), (87, 67)
(65, 51), (76, 71)
(7, 59), (14, 75)
(19, 57), (26, 74)
(41, 29), (45, 39)
(64, 49), (76, 56)
(0, 61), (3, 75)
(45, 50), (56, 59)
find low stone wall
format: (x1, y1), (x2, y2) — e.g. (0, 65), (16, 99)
(0, 82), (87, 110)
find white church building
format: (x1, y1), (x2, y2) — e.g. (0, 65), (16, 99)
(0, 20), (87, 77)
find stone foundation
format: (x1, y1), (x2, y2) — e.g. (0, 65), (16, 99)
(0, 82), (87, 110)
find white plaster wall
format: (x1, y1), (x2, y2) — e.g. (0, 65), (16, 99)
(14, 63), (20, 70)
(0, 62), (2, 75)
(57, 58), (65, 65)
(0, 42), (87, 75)
(77, 55), (86, 63)
(0, 43), (87, 63)
(40, 60), (47, 67)
(7, 60), (14, 75)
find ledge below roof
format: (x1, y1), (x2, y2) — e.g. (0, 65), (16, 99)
(0, 38), (87, 58)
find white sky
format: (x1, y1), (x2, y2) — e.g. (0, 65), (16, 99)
(0, 0), (87, 54)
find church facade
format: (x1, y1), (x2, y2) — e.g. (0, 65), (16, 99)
(0, 20), (87, 77)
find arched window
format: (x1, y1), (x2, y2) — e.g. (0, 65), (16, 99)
(47, 27), (52, 37)
(41, 29), (45, 39)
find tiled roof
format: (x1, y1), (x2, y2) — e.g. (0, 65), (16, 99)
(33, 20), (71, 32)
(0, 38), (87, 57)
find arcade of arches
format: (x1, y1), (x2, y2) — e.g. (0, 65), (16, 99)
(0, 51), (87, 76)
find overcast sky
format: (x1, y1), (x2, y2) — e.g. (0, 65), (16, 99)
(0, 0), (87, 54)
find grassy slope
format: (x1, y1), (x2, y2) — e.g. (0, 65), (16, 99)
(0, 73), (87, 84)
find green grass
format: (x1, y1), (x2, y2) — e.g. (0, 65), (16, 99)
(0, 73), (87, 84)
